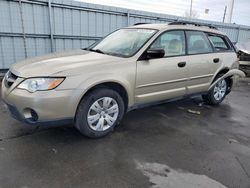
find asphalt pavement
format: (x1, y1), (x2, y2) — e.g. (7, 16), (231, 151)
(0, 78), (250, 188)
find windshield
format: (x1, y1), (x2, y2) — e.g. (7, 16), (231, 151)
(91, 28), (157, 57)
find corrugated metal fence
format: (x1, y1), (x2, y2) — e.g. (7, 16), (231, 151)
(1, 0), (250, 69)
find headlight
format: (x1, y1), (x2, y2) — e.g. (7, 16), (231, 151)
(17, 78), (64, 93)
(4, 71), (9, 79)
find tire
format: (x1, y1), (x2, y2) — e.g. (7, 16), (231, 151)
(202, 74), (228, 105)
(75, 88), (125, 138)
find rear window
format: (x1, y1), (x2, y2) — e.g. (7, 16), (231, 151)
(208, 35), (231, 51)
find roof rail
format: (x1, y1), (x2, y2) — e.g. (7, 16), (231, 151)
(169, 21), (217, 30)
(133, 23), (150, 26)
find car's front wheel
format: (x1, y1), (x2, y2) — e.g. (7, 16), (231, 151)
(75, 88), (125, 138)
(203, 75), (228, 105)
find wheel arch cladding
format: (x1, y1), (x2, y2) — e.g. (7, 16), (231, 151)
(78, 82), (129, 112)
(213, 68), (232, 88)
(210, 68), (246, 92)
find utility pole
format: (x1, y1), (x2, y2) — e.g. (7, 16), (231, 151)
(189, 0), (193, 18)
(228, 0), (235, 23)
(48, 0), (55, 52)
(19, 0), (27, 58)
(222, 6), (227, 23)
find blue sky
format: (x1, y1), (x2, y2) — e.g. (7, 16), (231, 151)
(77, 0), (250, 26)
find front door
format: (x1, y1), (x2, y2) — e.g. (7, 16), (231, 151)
(135, 30), (189, 104)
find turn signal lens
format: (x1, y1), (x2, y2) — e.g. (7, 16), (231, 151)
(48, 78), (64, 90)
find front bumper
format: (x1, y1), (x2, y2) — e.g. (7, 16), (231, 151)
(3, 101), (73, 126)
(2, 79), (79, 126)
(239, 61), (250, 75)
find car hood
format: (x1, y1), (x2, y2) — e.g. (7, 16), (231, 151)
(236, 41), (250, 54)
(10, 50), (124, 78)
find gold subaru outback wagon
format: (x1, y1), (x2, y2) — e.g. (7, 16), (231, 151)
(1, 22), (245, 138)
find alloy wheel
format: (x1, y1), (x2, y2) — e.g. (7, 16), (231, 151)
(213, 79), (227, 101)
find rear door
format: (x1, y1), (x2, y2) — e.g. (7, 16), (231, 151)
(185, 30), (215, 94)
(207, 33), (236, 73)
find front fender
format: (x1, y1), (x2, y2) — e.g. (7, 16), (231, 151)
(77, 73), (134, 105)
(209, 69), (245, 90)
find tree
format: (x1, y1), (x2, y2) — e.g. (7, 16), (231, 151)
(184, 10), (199, 18)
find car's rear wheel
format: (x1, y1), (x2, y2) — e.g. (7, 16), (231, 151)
(75, 88), (125, 138)
(203, 74), (228, 105)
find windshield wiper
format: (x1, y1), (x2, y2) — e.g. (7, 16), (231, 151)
(82, 48), (126, 57)
(89, 48), (105, 54)
(82, 48), (105, 54)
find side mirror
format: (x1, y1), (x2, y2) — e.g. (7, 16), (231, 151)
(142, 48), (165, 60)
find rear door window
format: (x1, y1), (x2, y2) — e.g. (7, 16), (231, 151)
(186, 31), (213, 55)
(208, 35), (231, 51)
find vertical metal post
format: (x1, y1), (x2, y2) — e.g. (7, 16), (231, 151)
(48, 0), (55, 52)
(236, 27), (240, 43)
(19, 0), (28, 58)
(189, 0), (193, 18)
(228, 0), (235, 23)
(222, 6), (227, 23)
(127, 11), (130, 26)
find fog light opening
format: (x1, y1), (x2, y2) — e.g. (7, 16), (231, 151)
(23, 108), (39, 122)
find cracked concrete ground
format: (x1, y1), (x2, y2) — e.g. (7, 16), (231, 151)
(0, 78), (250, 188)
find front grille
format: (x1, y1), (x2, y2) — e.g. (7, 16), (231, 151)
(239, 55), (250, 61)
(240, 64), (250, 70)
(4, 71), (18, 88)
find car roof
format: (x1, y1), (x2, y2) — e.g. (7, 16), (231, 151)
(128, 23), (225, 35)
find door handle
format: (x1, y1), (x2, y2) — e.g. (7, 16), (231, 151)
(213, 58), (220, 63)
(178, 61), (186, 68)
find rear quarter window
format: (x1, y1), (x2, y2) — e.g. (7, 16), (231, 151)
(208, 35), (231, 52)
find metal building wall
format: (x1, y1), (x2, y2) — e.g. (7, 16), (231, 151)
(1, 0), (250, 69)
